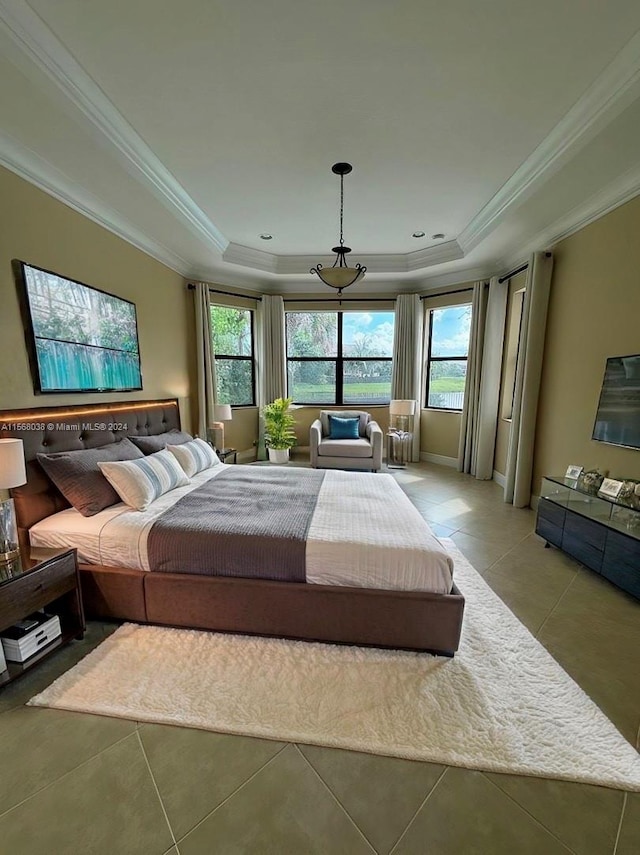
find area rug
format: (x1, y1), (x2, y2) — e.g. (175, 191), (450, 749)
(29, 542), (640, 791)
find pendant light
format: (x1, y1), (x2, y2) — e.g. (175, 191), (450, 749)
(310, 162), (366, 294)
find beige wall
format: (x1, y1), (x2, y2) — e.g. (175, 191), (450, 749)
(531, 195), (640, 493)
(0, 166), (194, 427)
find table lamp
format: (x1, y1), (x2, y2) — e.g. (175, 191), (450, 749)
(210, 404), (233, 451)
(389, 399), (416, 433)
(0, 438), (27, 562)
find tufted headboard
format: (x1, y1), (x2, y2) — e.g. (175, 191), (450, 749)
(0, 399), (181, 549)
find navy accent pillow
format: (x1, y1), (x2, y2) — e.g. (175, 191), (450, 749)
(329, 416), (360, 440)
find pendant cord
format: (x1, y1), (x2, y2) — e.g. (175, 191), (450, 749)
(339, 173), (344, 247)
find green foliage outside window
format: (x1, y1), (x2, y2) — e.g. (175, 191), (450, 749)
(210, 305), (254, 405)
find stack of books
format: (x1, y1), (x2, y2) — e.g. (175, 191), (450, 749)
(1, 612), (62, 663)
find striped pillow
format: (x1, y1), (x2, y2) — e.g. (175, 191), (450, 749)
(167, 437), (219, 477)
(98, 449), (190, 511)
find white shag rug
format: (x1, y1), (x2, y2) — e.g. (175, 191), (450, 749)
(29, 541), (640, 791)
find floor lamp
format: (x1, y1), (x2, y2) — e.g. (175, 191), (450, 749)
(210, 404), (233, 451)
(0, 439), (27, 562)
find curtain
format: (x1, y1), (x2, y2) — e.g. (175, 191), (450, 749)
(505, 252), (554, 507)
(194, 282), (216, 438)
(457, 282), (488, 475)
(256, 295), (286, 460)
(391, 294), (423, 461)
(457, 278), (509, 478)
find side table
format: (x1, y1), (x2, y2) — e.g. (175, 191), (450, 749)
(0, 546), (85, 687)
(217, 447), (237, 464)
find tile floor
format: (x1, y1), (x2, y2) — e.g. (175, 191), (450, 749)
(0, 462), (638, 854)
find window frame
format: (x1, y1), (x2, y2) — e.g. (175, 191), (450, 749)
(424, 304), (471, 412)
(286, 310), (394, 406)
(210, 304), (256, 407)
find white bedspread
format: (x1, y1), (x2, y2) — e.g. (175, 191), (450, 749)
(30, 465), (453, 593)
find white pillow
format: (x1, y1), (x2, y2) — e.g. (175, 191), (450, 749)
(167, 437), (220, 477)
(98, 448), (190, 511)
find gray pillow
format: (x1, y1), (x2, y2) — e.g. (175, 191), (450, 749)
(129, 429), (193, 455)
(37, 437), (144, 517)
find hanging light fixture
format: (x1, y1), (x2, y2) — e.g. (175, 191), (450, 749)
(311, 162), (366, 294)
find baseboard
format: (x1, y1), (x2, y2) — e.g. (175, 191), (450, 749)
(530, 494), (540, 511)
(492, 470), (506, 487)
(420, 453), (458, 468)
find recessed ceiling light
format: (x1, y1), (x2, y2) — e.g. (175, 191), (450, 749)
(432, 233), (445, 240)
(259, 233), (273, 240)
(412, 231), (425, 238)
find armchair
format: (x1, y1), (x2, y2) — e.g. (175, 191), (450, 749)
(310, 410), (383, 472)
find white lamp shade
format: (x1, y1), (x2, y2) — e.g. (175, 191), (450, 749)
(389, 399), (416, 416)
(0, 439), (27, 489)
(213, 404), (233, 422)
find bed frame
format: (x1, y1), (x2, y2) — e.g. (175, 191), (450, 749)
(0, 400), (465, 655)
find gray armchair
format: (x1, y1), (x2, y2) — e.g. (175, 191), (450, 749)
(310, 410), (383, 472)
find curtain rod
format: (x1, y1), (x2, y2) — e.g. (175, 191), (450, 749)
(498, 264), (528, 284)
(187, 283), (262, 301)
(498, 252), (551, 284)
(284, 297), (395, 303)
(419, 285), (475, 300)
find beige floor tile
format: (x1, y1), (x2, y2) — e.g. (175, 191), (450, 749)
(617, 793), (640, 855)
(449, 530), (510, 572)
(178, 745), (374, 854)
(0, 706), (136, 814)
(482, 567), (564, 634)
(393, 767), (572, 855)
(300, 744), (445, 854)
(486, 772), (624, 855)
(0, 733), (173, 855)
(139, 723), (285, 840)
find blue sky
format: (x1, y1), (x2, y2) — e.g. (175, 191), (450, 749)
(431, 305), (472, 357)
(343, 311), (395, 356)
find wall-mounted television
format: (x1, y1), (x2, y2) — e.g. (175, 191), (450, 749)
(14, 261), (142, 394)
(592, 354), (640, 450)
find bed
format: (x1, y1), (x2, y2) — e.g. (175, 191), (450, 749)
(1, 399), (465, 655)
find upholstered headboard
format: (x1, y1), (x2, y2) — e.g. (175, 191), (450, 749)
(0, 399), (181, 548)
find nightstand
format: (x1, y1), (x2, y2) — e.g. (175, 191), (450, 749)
(0, 546), (85, 687)
(217, 447), (237, 464)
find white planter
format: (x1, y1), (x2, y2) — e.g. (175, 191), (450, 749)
(268, 448), (290, 464)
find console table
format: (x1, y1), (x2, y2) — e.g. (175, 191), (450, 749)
(536, 476), (640, 599)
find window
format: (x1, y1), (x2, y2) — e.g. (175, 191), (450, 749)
(210, 305), (255, 405)
(286, 311), (395, 404)
(425, 305), (472, 410)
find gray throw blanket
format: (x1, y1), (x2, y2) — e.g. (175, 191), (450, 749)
(147, 466), (326, 581)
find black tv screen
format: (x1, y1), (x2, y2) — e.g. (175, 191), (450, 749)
(15, 261), (142, 394)
(592, 355), (640, 450)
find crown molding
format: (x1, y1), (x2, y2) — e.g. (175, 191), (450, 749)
(459, 30), (640, 253)
(223, 238), (464, 275)
(0, 131), (191, 275)
(222, 242), (277, 273)
(415, 264), (495, 292)
(0, 0), (228, 253)
(498, 164), (640, 272)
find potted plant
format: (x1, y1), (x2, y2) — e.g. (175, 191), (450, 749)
(263, 397), (297, 463)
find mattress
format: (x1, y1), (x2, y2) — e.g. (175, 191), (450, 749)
(30, 464), (454, 594)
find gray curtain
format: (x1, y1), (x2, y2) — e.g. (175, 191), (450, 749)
(458, 278), (509, 479)
(194, 282), (216, 438)
(256, 294), (286, 460)
(391, 294), (423, 461)
(505, 252), (554, 507)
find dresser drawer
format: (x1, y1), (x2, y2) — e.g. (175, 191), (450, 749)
(535, 516), (563, 548)
(564, 512), (608, 550)
(601, 529), (640, 599)
(537, 498), (566, 529)
(0, 553), (77, 632)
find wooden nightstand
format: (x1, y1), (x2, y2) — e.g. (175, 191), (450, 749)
(0, 546), (85, 687)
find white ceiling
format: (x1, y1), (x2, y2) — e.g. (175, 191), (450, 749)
(1, 0), (640, 293)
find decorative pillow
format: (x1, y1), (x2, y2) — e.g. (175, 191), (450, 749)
(37, 438), (144, 517)
(329, 416), (360, 440)
(167, 437), (220, 477)
(98, 449), (190, 511)
(129, 429), (193, 455)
